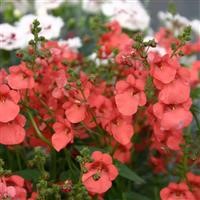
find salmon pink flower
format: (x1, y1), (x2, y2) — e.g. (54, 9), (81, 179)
(160, 182), (196, 200)
(99, 21), (133, 57)
(0, 175), (27, 200)
(7, 63), (35, 90)
(113, 142), (132, 163)
(0, 182), (16, 199)
(158, 78), (190, 104)
(153, 102), (192, 130)
(0, 114), (26, 145)
(51, 117), (74, 152)
(64, 102), (86, 124)
(150, 54), (179, 84)
(110, 119), (134, 145)
(187, 172), (200, 199)
(0, 84), (20, 123)
(115, 74), (146, 116)
(82, 151), (118, 194)
(152, 123), (183, 150)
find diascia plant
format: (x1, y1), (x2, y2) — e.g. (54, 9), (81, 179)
(0, 14), (200, 200)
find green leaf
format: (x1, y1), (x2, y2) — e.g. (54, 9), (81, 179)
(191, 88), (200, 99)
(15, 169), (40, 182)
(115, 161), (145, 184)
(123, 192), (151, 200)
(75, 145), (107, 153)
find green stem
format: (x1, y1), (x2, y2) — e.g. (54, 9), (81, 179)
(27, 109), (52, 147)
(192, 111), (200, 131)
(50, 149), (57, 180)
(15, 147), (22, 170)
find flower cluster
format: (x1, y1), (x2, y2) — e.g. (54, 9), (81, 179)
(160, 172), (200, 200)
(0, 1), (200, 199)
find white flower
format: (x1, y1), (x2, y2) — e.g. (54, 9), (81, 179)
(35, 0), (65, 15)
(16, 14), (64, 44)
(82, 0), (103, 14)
(101, 0), (150, 31)
(13, 0), (30, 16)
(191, 20), (200, 36)
(158, 11), (190, 35)
(0, 23), (25, 50)
(88, 52), (112, 66)
(0, 0), (30, 15)
(59, 37), (82, 51)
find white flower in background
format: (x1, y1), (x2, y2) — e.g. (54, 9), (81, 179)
(158, 11), (200, 36)
(0, 24), (25, 50)
(158, 11), (190, 28)
(35, 0), (65, 15)
(82, 0), (103, 14)
(59, 37), (82, 51)
(16, 14), (64, 43)
(191, 20), (200, 36)
(88, 52), (113, 66)
(101, 0), (150, 31)
(0, 0), (30, 15)
(13, 0), (30, 16)
(158, 11), (190, 35)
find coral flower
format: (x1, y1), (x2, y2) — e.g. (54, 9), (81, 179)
(82, 151), (118, 194)
(0, 175), (27, 200)
(0, 114), (26, 145)
(160, 182), (196, 200)
(110, 119), (134, 145)
(0, 84), (20, 123)
(187, 172), (200, 199)
(7, 63), (35, 90)
(115, 74), (146, 116)
(51, 117), (74, 152)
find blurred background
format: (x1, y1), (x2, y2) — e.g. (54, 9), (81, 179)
(1, 0), (200, 28)
(143, 0), (200, 29)
(0, 0), (199, 67)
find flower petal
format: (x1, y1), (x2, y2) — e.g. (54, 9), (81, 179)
(51, 133), (71, 152)
(0, 123), (25, 145)
(115, 91), (139, 116)
(0, 99), (19, 122)
(65, 104), (86, 123)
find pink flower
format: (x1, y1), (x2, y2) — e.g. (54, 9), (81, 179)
(64, 102), (86, 123)
(150, 54), (179, 84)
(113, 143), (132, 163)
(0, 175), (27, 200)
(0, 115), (26, 145)
(51, 117), (74, 152)
(82, 151), (118, 194)
(187, 172), (200, 199)
(0, 84), (20, 123)
(153, 102), (192, 130)
(99, 21), (133, 57)
(110, 119), (134, 145)
(7, 62), (35, 90)
(160, 182), (196, 200)
(115, 74), (146, 116)
(158, 78), (190, 104)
